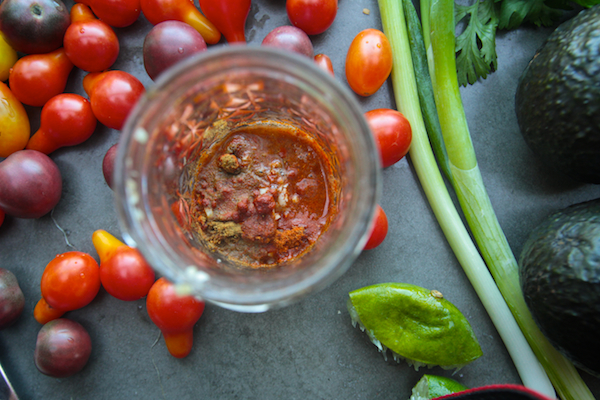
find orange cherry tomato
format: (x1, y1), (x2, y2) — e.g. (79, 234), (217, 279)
(364, 204), (388, 250)
(7, 47), (74, 107)
(140, 0), (221, 45)
(83, 70), (145, 130)
(63, 3), (120, 72)
(40, 251), (101, 312)
(77, 0), (141, 28)
(345, 29), (392, 97)
(26, 94), (97, 154)
(365, 108), (412, 168)
(0, 82), (29, 158)
(314, 54), (334, 76)
(146, 277), (205, 358)
(34, 297), (66, 324)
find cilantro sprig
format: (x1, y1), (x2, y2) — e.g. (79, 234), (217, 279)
(454, 0), (600, 86)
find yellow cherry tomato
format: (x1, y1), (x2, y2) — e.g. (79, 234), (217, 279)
(0, 32), (18, 82)
(0, 81), (30, 158)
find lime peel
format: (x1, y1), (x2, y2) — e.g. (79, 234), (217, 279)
(348, 282), (482, 372)
(409, 374), (469, 400)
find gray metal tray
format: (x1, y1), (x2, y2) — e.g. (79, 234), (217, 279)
(1, 1), (599, 399)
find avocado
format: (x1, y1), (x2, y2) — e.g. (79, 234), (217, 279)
(515, 5), (600, 184)
(519, 198), (600, 377)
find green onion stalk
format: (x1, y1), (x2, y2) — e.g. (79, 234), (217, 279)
(424, 0), (595, 398)
(377, 0), (595, 398)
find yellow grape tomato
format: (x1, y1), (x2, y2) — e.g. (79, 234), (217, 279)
(0, 32), (18, 82)
(0, 81), (30, 158)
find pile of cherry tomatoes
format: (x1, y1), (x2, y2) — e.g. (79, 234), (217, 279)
(0, 0), (413, 377)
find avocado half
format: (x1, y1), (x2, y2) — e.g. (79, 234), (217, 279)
(519, 198), (600, 377)
(515, 5), (600, 184)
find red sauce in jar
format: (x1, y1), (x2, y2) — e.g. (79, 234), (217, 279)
(189, 121), (338, 268)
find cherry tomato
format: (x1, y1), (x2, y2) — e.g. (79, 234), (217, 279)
(140, 0), (221, 45)
(77, 0), (141, 28)
(146, 277), (205, 358)
(345, 29), (392, 97)
(26, 94), (97, 155)
(34, 297), (66, 324)
(0, 209), (4, 227)
(0, 31), (17, 82)
(40, 251), (101, 312)
(364, 204), (388, 250)
(83, 70), (145, 130)
(8, 47), (74, 107)
(92, 229), (155, 301)
(0, 0), (70, 55)
(286, 0), (338, 36)
(143, 20), (207, 81)
(365, 108), (412, 168)
(63, 4), (119, 72)
(0, 82), (29, 158)
(314, 54), (334, 76)
(100, 247), (155, 301)
(199, 0), (250, 43)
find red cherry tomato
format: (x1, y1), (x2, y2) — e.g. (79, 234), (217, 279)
(92, 229), (155, 300)
(365, 108), (412, 168)
(146, 277), (205, 358)
(83, 70), (145, 130)
(345, 29), (392, 97)
(364, 204), (388, 250)
(40, 251), (101, 312)
(286, 0), (338, 36)
(100, 247), (155, 301)
(77, 0), (141, 28)
(26, 94), (98, 154)
(7, 48), (74, 107)
(63, 3), (120, 72)
(314, 54), (334, 76)
(198, 0), (250, 43)
(0, 209), (4, 227)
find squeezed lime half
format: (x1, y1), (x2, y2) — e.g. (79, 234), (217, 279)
(348, 282), (483, 370)
(409, 374), (469, 400)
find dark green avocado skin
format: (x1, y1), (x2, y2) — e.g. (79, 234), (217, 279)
(515, 5), (600, 184)
(519, 198), (600, 377)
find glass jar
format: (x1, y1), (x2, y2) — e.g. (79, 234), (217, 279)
(114, 46), (380, 312)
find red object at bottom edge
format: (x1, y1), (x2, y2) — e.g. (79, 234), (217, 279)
(435, 384), (556, 400)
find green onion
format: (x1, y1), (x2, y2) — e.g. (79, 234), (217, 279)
(423, 0), (595, 398)
(377, 0), (571, 397)
(402, 0), (452, 181)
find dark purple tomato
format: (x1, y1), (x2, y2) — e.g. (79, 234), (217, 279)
(261, 25), (314, 58)
(0, 150), (62, 219)
(143, 20), (207, 81)
(0, 268), (25, 329)
(102, 143), (118, 190)
(0, 0), (70, 54)
(34, 318), (92, 378)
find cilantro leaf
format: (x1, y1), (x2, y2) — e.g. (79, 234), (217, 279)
(570, 0), (600, 6)
(497, 0), (566, 29)
(455, 0), (499, 87)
